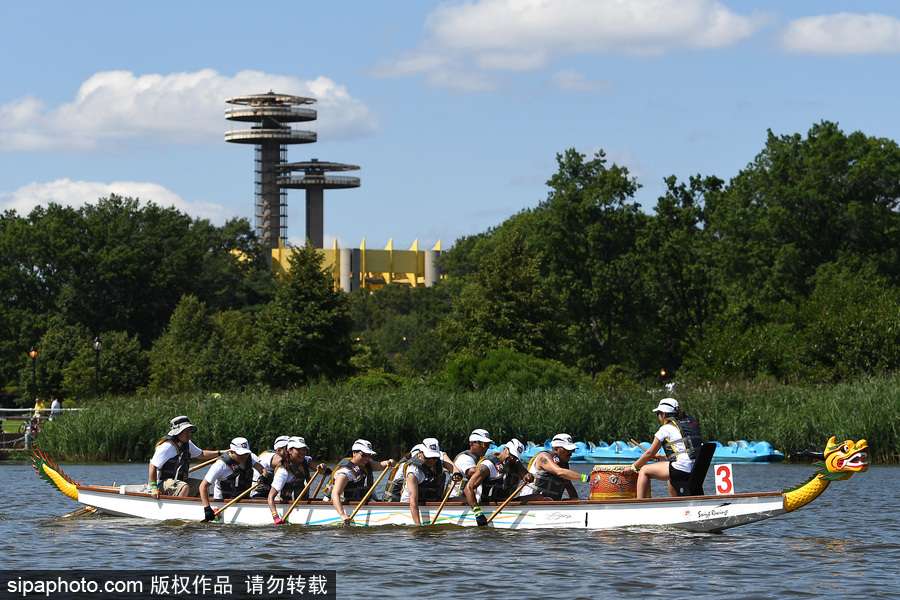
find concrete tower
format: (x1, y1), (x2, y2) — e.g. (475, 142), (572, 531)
(225, 92), (316, 249)
(277, 159), (360, 248)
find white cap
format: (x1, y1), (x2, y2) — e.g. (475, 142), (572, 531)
(469, 428), (494, 443)
(273, 435), (290, 450)
(410, 443), (426, 456)
(287, 437), (308, 451)
(551, 433), (577, 451)
(168, 416), (197, 436)
(352, 439), (377, 455)
(421, 438), (441, 459)
(652, 398), (679, 413)
(230, 437), (252, 455)
(505, 438), (525, 460)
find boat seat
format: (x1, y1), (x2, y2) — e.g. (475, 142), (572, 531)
(674, 442), (716, 497)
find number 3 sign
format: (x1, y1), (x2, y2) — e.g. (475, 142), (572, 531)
(715, 464), (734, 495)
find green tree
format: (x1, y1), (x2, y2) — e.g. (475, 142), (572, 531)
(147, 295), (215, 394)
(533, 148), (648, 373)
(62, 330), (148, 398)
(252, 244), (354, 387)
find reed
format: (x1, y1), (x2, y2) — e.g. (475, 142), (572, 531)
(34, 377), (900, 463)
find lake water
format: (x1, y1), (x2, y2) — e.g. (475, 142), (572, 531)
(1, 460), (896, 599)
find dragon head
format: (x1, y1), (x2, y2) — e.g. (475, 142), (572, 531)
(819, 436), (868, 481)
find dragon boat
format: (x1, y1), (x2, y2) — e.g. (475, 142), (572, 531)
(510, 439), (785, 464)
(33, 437), (866, 532)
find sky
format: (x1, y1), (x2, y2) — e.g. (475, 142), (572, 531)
(2, 1), (899, 251)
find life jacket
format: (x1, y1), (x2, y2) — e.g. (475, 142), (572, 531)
(453, 450), (480, 493)
(528, 451), (566, 500)
(280, 459), (311, 502)
(252, 449), (281, 498)
(662, 413), (703, 462)
(401, 456), (445, 502)
(383, 456), (414, 502)
(327, 458), (374, 502)
(217, 453), (254, 499)
(477, 454), (517, 502)
(156, 436), (191, 482)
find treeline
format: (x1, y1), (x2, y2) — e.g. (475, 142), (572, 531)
(4, 120), (900, 403)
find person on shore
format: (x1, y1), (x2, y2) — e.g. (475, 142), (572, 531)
(464, 439), (535, 526)
(327, 439), (394, 525)
(32, 397), (46, 422)
(250, 435), (290, 498)
(624, 398), (703, 498)
(148, 415), (226, 499)
(200, 437), (265, 521)
(518, 433), (589, 501)
(268, 437), (328, 524)
(398, 438), (462, 525)
(49, 396), (61, 421)
(450, 428), (494, 497)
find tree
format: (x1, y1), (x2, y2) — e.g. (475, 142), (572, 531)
(533, 148), (648, 373)
(252, 244), (354, 387)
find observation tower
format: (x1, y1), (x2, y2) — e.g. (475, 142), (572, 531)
(225, 92), (317, 249)
(277, 159), (360, 248)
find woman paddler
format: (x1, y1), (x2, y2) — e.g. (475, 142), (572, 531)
(267, 437), (328, 524)
(624, 397), (703, 498)
(325, 439), (394, 525)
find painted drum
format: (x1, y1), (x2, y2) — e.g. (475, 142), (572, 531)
(589, 466), (639, 500)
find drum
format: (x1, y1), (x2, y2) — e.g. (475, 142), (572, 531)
(588, 466), (638, 500)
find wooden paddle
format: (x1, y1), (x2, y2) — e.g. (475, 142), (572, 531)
(281, 472), (320, 522)
(211, 482), (260, 521)
(346, 465), (391, 523)
(485, 480), (529, 525)
(428, 479), (456, 525)
(309, 473), (327, 503)
(188, 456), (219, 473)
(61, 506), (97, 518)
(630, 439), (665, 460)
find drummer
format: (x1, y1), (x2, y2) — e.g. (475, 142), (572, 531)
(624, 397), (703, 498)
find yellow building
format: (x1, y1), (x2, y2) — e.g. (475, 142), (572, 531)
(271, 239), (442, 292)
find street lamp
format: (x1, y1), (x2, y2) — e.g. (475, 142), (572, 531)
(28, 346), (38, 398)
(93, 337), (102, 397)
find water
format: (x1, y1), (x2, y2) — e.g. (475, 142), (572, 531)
(2, 460), (896, 599)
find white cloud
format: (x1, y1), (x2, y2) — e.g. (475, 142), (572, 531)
(0, 69), (380, 153)
(778, 13), (900, 55)
(548, 69), (616, 91)
(0, 179), (235, 224)
(372, 0), (766, 90)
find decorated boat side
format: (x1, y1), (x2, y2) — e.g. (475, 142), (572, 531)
(504, 438), (785, 464)
(33, 437), (866, 533)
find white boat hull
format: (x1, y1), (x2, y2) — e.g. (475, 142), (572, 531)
(77, 486), (786, 532)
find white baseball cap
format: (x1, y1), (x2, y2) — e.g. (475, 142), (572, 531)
(273, 435), (290, 450)
(352, 439), (377, 455)
(421, 438), (441, 459)
(505, 438), (525, 460)
(652, 398), (679, 413)
(469, 428), (494, 444)
(289, 436), (309, 449)
(551, 433), (577, 451)
(410, 443), (426, 456)
(230, 437), (252, 455)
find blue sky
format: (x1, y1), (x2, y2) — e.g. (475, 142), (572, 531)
(2, 1), (899, 250)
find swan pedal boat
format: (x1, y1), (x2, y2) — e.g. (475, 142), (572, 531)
(33, 437), (866, 533)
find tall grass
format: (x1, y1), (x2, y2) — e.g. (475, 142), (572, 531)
(35, 377), (899, 463)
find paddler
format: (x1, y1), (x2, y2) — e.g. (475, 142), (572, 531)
(464, 439), (535, 526)
(383, 443), (426, 501)
(327, 439), (394, 525)
(623, 397), (703, 498)
(148, 415), (227, 499)
(517, 433), (589, 500)
(450, 428), (494, 497)
(199, 437), (266, 521)
(268, 437), (328, 524)
(250, 435), (291, 498)
(398, 438), (462, 525)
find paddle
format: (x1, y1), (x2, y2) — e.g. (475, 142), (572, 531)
(428, 479), (455, 525)
(485, 480), (529, 526)
(281, 472), (320, 522)
(630, 439), (664, 460)
(346, 465), (391, 523)
(210, 482), (260, 521)
(188, 456), (219, 473)
(309, 473), (327, 503)
(61, 506), (97, 518)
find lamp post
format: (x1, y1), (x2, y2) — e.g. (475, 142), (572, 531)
(93, 336), (102, 397)
(28, 346), (38, 398)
